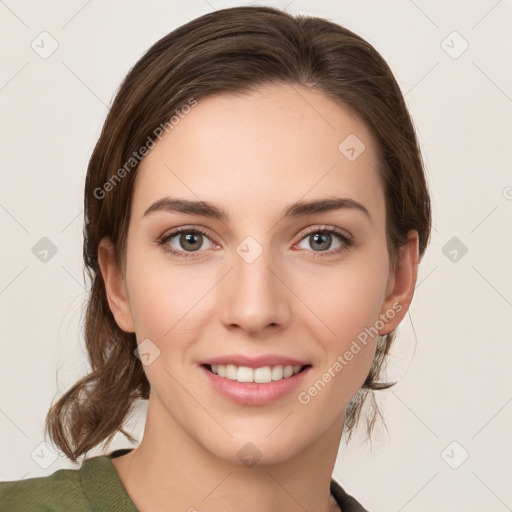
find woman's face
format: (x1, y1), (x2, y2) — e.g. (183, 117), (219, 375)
(99, 82), (417, 465)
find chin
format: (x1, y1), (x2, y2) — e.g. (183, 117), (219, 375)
(197, 424), (314, 468)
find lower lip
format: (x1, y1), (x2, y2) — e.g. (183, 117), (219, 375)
(200, 365), (311, 406)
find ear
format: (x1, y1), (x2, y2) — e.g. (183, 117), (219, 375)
(97, 237), (135, 333)
(378, 230), (419, 335)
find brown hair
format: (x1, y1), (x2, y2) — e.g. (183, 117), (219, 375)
(45, 5), (431, 462)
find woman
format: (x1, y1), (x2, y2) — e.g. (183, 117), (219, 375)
(0, 5), (431, 511)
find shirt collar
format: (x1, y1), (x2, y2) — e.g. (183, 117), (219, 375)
(80, 449), (139, 511)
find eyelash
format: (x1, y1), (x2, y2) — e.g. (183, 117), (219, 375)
(157, 225), (353, 260)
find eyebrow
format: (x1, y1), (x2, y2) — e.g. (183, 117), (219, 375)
(143, 196), (372, 224)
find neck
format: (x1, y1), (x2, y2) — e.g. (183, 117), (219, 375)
(112, 395), (345, 512)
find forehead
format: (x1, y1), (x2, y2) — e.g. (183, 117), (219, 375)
(132, 83), (384, 223)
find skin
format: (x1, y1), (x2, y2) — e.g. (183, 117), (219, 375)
(98, 82), (419, 512)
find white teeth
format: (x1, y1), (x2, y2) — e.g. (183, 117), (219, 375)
(209, 363), (304, 383)
(271, 365), (284, 381)
(225, 364), (237, 380)
(236, 366), (253, 383)
(283, 365), (294, 378)
(254, 367), (272, 383)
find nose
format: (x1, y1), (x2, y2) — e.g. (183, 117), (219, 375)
(219, 243), (291, 337)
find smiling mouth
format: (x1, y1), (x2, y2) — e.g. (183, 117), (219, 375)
(203, 363), (311, 383)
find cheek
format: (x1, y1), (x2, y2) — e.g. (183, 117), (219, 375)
(297, 258), (389, 343)
(294, 250), (389, 394)
(125, 249), (216, 347)
(295, 274), (384, 420)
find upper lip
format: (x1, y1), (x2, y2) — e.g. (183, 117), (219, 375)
(201, 354), (310, 368)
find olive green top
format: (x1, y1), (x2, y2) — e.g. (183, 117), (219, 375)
(0, 448), (369, 511)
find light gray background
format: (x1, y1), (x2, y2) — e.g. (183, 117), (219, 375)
(1, 1), (511, 510)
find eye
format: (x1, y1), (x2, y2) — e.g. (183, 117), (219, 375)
(295, 226), (353, 257)
(157, 225), (353, 260)
(158, 227), (216, 258)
